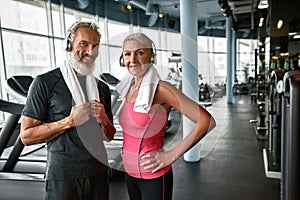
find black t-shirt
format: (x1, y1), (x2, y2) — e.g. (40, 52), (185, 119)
(22, 68), (113, 180)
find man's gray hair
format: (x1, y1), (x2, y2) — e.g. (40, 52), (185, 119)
(67, 21), (101, 43)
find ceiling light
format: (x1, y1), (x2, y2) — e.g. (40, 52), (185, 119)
(259, 18), (264, 23)
(158, 12), (164, 18)
(258, 0), (269, 9)
(294, 35), (300, 39)
(280, 52), (290, 57)
(277, 19), (284, 29)
(126, 3), (132, 10)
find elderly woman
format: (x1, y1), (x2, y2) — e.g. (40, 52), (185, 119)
(117, 33), (216, 200)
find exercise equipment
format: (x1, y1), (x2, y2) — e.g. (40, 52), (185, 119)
(99, 73), (124, 174)
(4, 75), (33, 104)
(100, 72), (121, 112)
(0, 76), (46, 177)
(280, 70), (300, 200)
(261, 69), (285, 179)
(199, 83), (212, 107)
(251, 74), (268, 140)
(233, 82), (249, 96)
(268, 69), (284, 170)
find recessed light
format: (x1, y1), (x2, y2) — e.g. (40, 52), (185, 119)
(277, 19), (284, 29)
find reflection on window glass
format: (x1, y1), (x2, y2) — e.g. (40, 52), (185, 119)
(165, 31), (181, 51)
(198, 36), (208, 52)
(214, 37), (226, 52)
(0, 112), (4, 123)
(92, 56), (102, 78)
(107, 20), (130, 46)
(64, 8), (95, 38)
(2, 31), (51, 78)
(98, 45), (109, 73)
(140, 28), (160, 49)
(0, 0), (48, 35)
(51, 3), (63, 38)
(54, 39), (65, 67)
(98, 20), (106, 44)
(109, 46), (127, 79)
(132, 26), (140, 33)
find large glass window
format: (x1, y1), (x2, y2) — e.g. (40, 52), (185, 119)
(54, 39), (65, 67)
(166, 31), (181, 52)
(237, 39), (257, 83)
(98, 19), (106, 44)
(51, 3), (64, 38)
(2, 31), (51, 78)
(213, 37), (227, 53)
(198, 36), (208, 52)
(64, 8), (96, 35)
(0, 0), (48, 35)
(198, 36), (227, 84)
(107, 20), (130, 46)
(98, 44), (109, 74)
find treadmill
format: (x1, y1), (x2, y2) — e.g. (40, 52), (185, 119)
(99, 73), (125, 176)
(0, 76), (46, 177)
(0, 76), (45, 200)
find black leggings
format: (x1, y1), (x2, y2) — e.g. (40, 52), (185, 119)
(125, 169), (173, 200)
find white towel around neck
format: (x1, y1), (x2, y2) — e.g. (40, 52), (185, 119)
(60, 61), (108, 165)
(116, 65), (160, 113)
(60, 60), (99, 105)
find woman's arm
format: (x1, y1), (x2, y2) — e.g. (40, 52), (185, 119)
(141, 81), (216, 172)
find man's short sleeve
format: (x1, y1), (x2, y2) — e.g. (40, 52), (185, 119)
(22, 75), (49, 121)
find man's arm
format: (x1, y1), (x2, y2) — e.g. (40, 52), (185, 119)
(21, 103), (91, 145)
(90, 99), (116, 141)
(100, 117), (116, 141)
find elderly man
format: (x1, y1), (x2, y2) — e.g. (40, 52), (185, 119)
(20, 21), (116, 200)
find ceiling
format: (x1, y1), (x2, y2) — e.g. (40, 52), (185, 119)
(59, 0), (299, 55)
(120, 0), (266, 39)
(58, 0), (268, 39)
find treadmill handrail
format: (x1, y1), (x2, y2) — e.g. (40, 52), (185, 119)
(0, 99), (24, 115)
(4, 75), (33, 104)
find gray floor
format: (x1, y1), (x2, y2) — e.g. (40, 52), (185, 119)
(109, 95), (280, 200)
(0, 95), (280, 200)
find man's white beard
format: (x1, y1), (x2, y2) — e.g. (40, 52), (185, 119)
(68, 53), (95, 75)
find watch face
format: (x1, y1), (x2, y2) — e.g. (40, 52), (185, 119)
(276, 80), (283, 93)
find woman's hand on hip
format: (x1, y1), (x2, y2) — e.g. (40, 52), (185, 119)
(140, 150), (176, 173)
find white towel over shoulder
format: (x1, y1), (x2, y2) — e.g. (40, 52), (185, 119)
(60, 60), (99, 105)
(116, 66), (160, 113)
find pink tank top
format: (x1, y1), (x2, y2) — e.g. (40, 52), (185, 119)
(119, 101), (171, 179)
